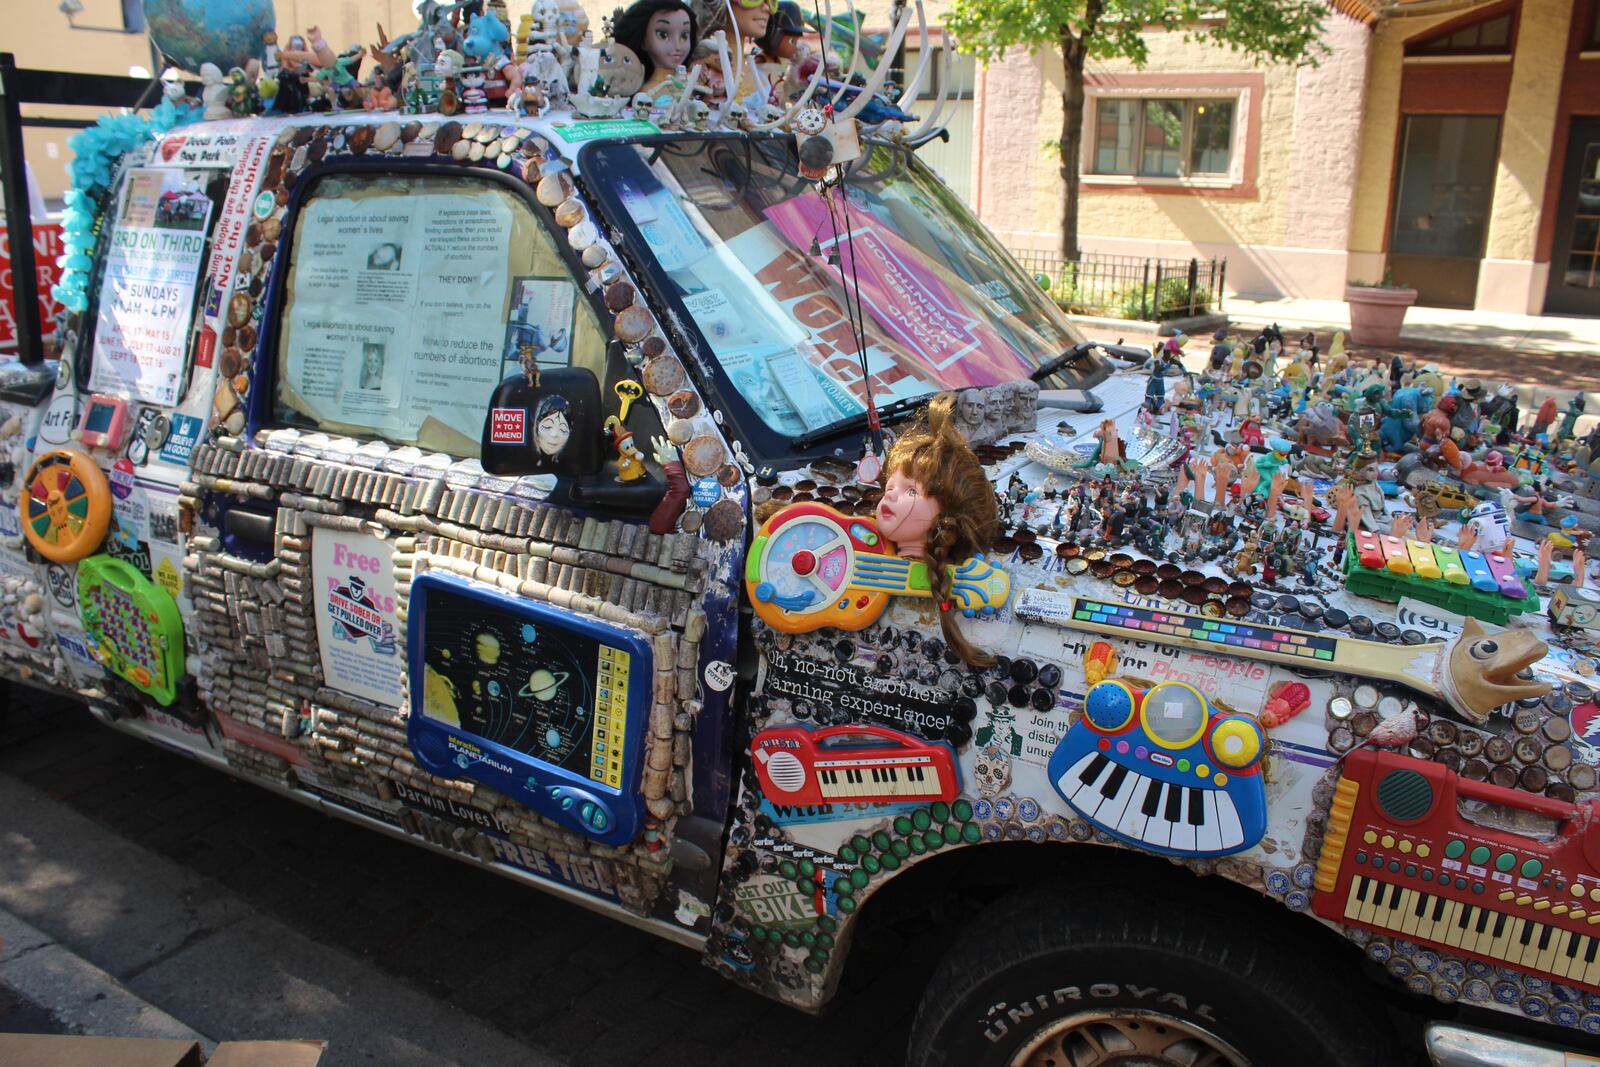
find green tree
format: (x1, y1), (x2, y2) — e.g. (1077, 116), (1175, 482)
(945, 0), (1329, 260)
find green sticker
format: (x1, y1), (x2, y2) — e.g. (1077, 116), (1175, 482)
(252, 191), (274, 219)
(551, 118), (661, 142)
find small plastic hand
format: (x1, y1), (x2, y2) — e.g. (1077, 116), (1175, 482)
(651, 435), (679, 466)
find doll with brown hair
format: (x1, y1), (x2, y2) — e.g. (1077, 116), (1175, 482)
(879, 393), (1000, 668)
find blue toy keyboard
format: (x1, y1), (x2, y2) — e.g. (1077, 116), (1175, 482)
(1047, 679), (1268, 857)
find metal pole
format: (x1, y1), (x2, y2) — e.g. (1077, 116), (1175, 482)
(890, 0), (907, 89)
(0, 53), (43, 365)
(1187, 257), (1198, 316)
(1140, 259), (1150, 321)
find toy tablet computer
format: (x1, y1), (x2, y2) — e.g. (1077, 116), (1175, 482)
(79, 395), (129, 450)
(77, 553), (185, 706)
(406, 571), (654, 846)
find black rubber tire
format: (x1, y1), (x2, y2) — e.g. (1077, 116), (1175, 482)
(907, 880), (1404, 1067)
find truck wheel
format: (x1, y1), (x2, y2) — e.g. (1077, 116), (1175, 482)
(907, 881), (1401, 1067)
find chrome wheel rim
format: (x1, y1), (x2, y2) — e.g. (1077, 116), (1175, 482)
(1009, 1009), (1250, 1067)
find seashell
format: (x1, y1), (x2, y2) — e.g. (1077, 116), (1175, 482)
(702, 498), (744, 542)
(555, 197), (586, 228)
(348, 126), (374, 154)
(567, 219), (598, 250)
(641, 335), (667, 359)
(263, 151), (285, 188)
(640, 354), (686, 395)
(237, 324), (257, 352)
(536, 171), (574, 206)
(434, 121), (463, 155)
(682, 436), (724, 478)
(213, 380), (239, 418)
(232, 373), (251, 396)
(604, 281), (636, 312)
(227, 293), (253, 328)
(462, 121), (483, 140)
(260, 215), (282, 242)
(291, 126), (314, 147)
(373, 122), (401, 152)
(405, 121), (427, 142)
(306, 138), (328, 163)
(498, 135), (520, 155)
(225, 410), (246, 434)
(518, 156), (541, 183)
(581, 243), (609, 268)
(245, 222), (262, 247)
(451, 138), (472, 161)
(666, 418), (695, 444)
(615, 305), (656, 346)
(222, 325), (237, 348)
(275, 127), (297, 147)
(475, 126), (499, 144)
(219, 346), (243, 377)
(467, 140), (485, 162)
(667, 390), (700, 418)
(495, 153), (512, 170)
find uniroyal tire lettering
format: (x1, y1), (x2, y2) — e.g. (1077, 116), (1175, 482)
(983, 986), (1218, 1043)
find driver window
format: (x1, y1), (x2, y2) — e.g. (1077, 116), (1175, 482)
(273, 172), (607, 455)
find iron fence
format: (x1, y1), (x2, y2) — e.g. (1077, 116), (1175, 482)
(1009, 249), (1226, 322)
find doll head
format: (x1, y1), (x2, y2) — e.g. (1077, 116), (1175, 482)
(533, 393), (573, 461)
(879, 393), (998, 667)
(613, 0), (698, 78)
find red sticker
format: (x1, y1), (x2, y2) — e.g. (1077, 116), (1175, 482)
(490, 408), (526, 444)
(194, 324), (216, 369)
(160, 137), (185, 162)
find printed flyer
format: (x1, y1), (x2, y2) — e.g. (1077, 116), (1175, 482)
(89, 168), (213, 405)
(281, 193), (513, 449)
(311, 528), (402, 706)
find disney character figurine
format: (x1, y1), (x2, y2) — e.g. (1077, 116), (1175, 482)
(613, 0), (697, 101)
(877, 393), (1001, 667)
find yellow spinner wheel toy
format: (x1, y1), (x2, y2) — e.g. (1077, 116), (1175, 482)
(21, 449), (112, 562)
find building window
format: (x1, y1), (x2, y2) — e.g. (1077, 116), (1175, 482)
(898, 45), (976, 101)
(1093, 97), (1234, 178)
(121, 0), (145, 32)
(1405, 11), (1513, 56)
(1589, 0), (1600, 48)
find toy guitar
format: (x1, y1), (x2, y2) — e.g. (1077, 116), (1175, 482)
(1014, 591), (1549, 725)
(746, 502), (1010, 634)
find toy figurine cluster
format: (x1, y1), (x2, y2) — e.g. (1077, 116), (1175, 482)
(160, 0), (943, 145)
(992, 326), (1600, 642)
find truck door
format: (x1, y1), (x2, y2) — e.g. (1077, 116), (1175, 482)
(181, 124), (742, 933)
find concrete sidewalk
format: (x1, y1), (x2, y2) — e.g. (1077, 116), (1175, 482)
(1224, 296), (1600, 359)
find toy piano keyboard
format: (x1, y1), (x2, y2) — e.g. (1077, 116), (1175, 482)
(746, 503), (1009, 634)
(76, 554), (185, 706)
(1344, 531), (1537, 625)
(1048, 679), (1266, 857)
(1314, 748), (1600, 993)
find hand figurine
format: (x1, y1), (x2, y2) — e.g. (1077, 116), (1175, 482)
(648, 435), (689, 534)
(1391, 512), (1413, 539)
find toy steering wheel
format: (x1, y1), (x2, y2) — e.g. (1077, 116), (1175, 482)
(21, 450), (112, 562)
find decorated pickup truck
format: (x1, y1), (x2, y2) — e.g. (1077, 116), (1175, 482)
(5, 5), (1600, 1064)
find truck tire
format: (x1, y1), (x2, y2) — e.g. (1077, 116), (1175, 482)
(907, 880), (1402, 1067)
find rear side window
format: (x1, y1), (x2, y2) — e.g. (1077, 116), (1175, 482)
(273, 172), (606, 455)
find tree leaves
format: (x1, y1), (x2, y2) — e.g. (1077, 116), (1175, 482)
(945, 0), (1329, 70)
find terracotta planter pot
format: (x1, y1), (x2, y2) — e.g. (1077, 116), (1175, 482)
(1345, 285), (1418, 346)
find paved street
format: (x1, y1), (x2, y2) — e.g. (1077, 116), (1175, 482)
(0, 695), (928, 1066)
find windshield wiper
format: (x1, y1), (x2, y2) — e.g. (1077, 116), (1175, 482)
(792, 395), (931, 449)
(1030, 339), (1150, 382)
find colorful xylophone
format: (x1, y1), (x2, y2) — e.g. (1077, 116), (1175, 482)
(1344, 532), (1537, 624)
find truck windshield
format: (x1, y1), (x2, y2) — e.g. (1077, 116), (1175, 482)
(582, 136), (1094, 452)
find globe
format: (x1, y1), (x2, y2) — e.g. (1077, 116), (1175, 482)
(142, 0), (276, 75)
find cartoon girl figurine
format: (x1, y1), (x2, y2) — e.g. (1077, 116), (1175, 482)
(612, 0), (698, 101)
(877, 393), (999, 667)
(532, 394), (573, 469)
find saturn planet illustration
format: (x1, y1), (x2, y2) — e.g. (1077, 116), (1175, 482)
(519, 667), (570, 702)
